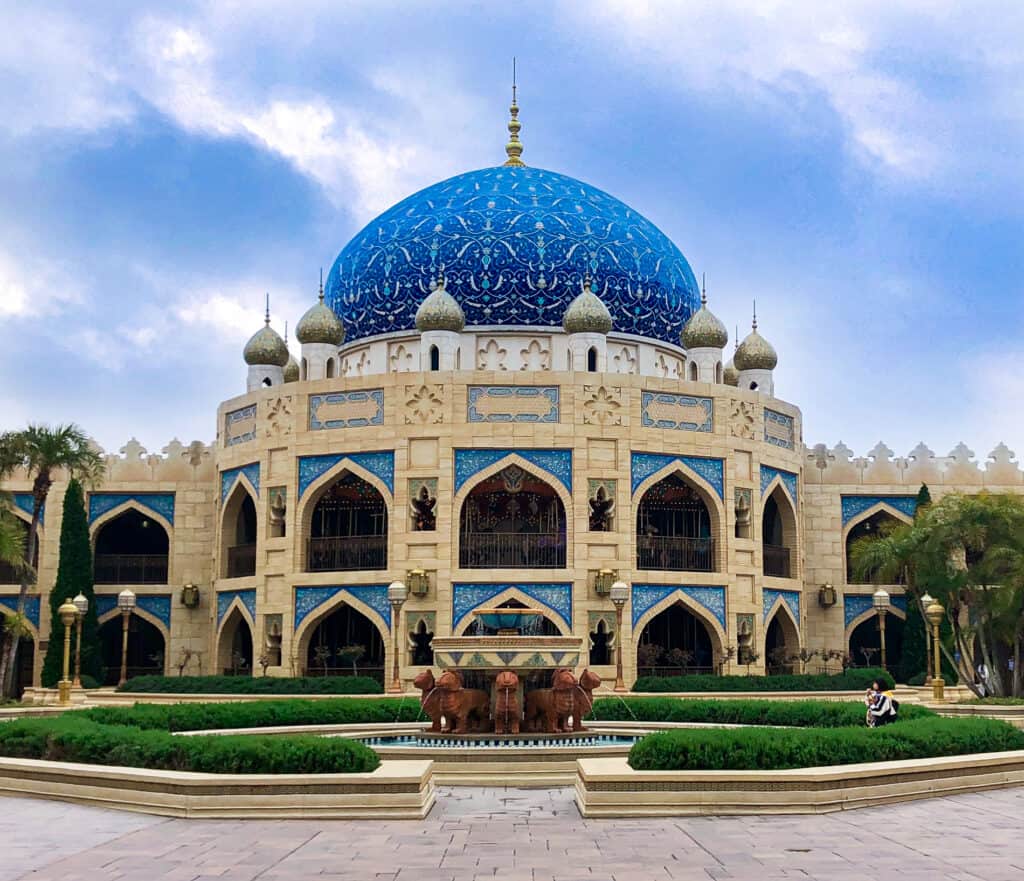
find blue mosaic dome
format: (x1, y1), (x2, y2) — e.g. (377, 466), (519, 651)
(325, 166), (699, 343)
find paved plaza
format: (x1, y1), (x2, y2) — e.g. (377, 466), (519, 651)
(2, 786), (1023, 881)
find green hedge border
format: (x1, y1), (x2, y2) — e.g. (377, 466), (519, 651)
(116, 675), (383, 695)
(632, 669), (894, 693)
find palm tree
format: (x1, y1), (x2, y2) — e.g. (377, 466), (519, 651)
(0, 425), (104, 697)
(0, 502), (26, 574)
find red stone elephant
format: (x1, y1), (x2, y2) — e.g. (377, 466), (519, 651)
(524, 668), (577, 733)
(572, 669), (602, 731)
(437, 670), (490, 733)
(492, 670), (520, 735)
(413, 669), (444, 732)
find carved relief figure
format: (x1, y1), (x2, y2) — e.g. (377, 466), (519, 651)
(492, 669), (521, 735)
(437, 670), (490, 733)
(410, 484), (437, 531)
(524, 668), (577, 733)
(413, 669), (444, 732)
(572, 668), (602, 731)
(589, 484), (615, 531)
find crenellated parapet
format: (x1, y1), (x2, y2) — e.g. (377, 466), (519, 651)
(805, 440), (1022, 486)
(101, 438), (216, 483)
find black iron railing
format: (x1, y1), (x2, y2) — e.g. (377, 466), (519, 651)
(306, 536), (387, 572)
(94, 554), (169, 585)
(459, 532), (566, 569)
(763, 544), (791, 578)
(636, 536), (716, 572)
(227, 544), (257, 578)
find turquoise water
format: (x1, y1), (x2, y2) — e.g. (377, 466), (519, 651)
(359, 733), (639, 749)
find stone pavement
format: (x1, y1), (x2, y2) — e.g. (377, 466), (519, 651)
(4, 786), (1024, 881)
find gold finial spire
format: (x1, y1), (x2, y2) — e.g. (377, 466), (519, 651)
(701, 273), (707, 306)
(503, 57), (525, 167)
(265, 293), (271, 326)
(318, 267), (324, 303)
(752, 300), (758, 332)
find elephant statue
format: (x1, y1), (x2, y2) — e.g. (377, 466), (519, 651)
(436, 670), (490, 733)
(492, 670), (521, 735)
(572, 668), (602, 731)
(524, 668), (577, 733)
(413, 669), (443, 732)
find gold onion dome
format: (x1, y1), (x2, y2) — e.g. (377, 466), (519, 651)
(680, 280), (728, 349)
(734, 308), (778, 371)
(283, 322), (300, 382)
(563, 276), (613, 334)
(415, 277), (465, 332)
(296, 280), (345, 346)
(243, 301), (289, 367)
(723, 358), (739, 386)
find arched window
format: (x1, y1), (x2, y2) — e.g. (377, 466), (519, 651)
(217, 608), (253, 676)
(99, 615), (165, 685)
(0, 518), (36, 583)
(637, 603), (716, 676)
(764, 614), (797, 674)
(589, 618), (611, 665)
(688, 361), (698, 381)
(304, 603), (385, 682)
(846, 511), (905, 583)
(223, 492), (257, 578)
(307, 472), (388, 571)
(459, 465), (566, 568)
(262, 376), (273, 387)
(94, 509), (169, 584)
(849, 612), (905, 670)
(715, 361), (723, 383)
(429, 345), (440, 371)
(410, 618), (434, 666)
(762, 487), (796, 578)
(636, 473), (715, 572)
(0, 617), (33, 698)
(326, 358), (336, 378)
(586, 346), (598, 372)
(749, 381), (759, 391)
(300, 357), (308, 380)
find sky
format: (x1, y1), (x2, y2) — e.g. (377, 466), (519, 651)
(1, 1), (1022, 467)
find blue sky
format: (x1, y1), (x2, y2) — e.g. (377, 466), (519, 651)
(1, 1), (1022, 466)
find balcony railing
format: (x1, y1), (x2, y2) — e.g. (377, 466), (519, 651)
(459, 532), (566, 569)
(763, 544), (792, 578)
(636, 536), (715, 572)
(226, 544), (257, 578)
(94, 554), (168, 585)
(307, 536), (387, 572)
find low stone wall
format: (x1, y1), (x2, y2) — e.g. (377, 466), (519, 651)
(20, 687), (392, 706)
(575, 752), (1024, 817)
(0, 756), (435, 819)
(936, 703), (1024, 729)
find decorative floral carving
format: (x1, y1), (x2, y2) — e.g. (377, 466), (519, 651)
(582, 385), (622, 426)
(477, 339), (508, 371)
(342, 349), (370, 376)
(389, 343), (415, 372)
(265, 396), (293, 437)
(654, 353), (680, 379)
(729, 400), (757, 439)
(405, 384), (444, 424)
(519, 339), (550, 371)
(611, 345), (637, 374)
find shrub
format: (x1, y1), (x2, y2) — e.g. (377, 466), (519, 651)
(117, 675), (384, 695)
(631, 669), (895, 693)
(907, 672), (927, 687)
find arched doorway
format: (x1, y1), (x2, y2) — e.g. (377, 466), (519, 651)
(222, 487), (257, 578)
(636, 473), (715, 572)
(217, 608), (254, 675)
(849, 613), (905, 671)
(764, 609), (800, 674)
(846, 511), (906, 583)
(98, 615), (165, 685)
(589, 619), (611, 665)
(303, 603), (385, 682)
(459, 465), (566, 568)
(93, 509), (169, 584)
(0, 517), (36, 584)
(409, 618), (434, 666)
(0, 614), (34, 697)
(762, 487), (796, 578)
(306, 472), (388, 571)
(636, 602), (716, 676)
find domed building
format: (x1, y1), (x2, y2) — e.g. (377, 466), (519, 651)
(8, 89), (1010, 695)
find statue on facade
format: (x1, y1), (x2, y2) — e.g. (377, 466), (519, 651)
(589, 485), (614, 531)
(410, 484), (437, 531)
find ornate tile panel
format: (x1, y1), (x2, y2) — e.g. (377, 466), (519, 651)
(763, 588), (801, 623)
(12, 494), (42, 524)
(0, 594), (40, 629)
(764, 409), (795, 450)
(95, 593), (172, 628)
(454, 449), (572, 494)
(221, 463), (260, 502)
(631, 584), (727, 630)
(293, 584), (391, 630)
(843, 592), (908, 629)
(224, 403), (258, 447)
(452, 582), (573, 629)
(309, 389), (384, 431)
(88, 493), (175, 525)
(630, 452), (725, 499)
(841, 495), (918, 526)
(467, 386), (560, 423)
(217, 589), (257, 626)
(760, 465), (798, 505)
(640, 392), (713, 432)
(297, 451), (395, 498)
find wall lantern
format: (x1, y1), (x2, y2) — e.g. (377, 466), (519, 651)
(594, 568), (617, 596)
(181, 583), (201, 608)
(818, 583), (837, 607)
(407, 568), (430, 597)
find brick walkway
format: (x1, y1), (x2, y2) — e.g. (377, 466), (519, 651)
(4, 786), (1024, 881)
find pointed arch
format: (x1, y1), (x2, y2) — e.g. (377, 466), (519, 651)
(843, 502), (914, 584)
(291, 589), (389, 680)
(97, 605), (168, 683)
(452, 585), (571, 636)
(91, 502), (171, 585)
(0, 514), (38, 583)
(634, 590), (726, 676)
(0, 597), (39, 640)
(220, 480), (258, 578)
(844, 604), (907, 644)
(763, 600), (801, 673)
(762, 483), (797, 578)
(217, 605), (254, 675)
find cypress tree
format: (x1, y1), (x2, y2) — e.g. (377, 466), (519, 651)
(896, 483), (937, 683)
(915, 483), (932, 509)
(41, 480), (103, 686)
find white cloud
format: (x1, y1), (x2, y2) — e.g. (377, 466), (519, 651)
(0, 249), (82, 318)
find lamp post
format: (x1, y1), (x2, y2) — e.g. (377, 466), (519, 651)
(71, 592), (88, 688)
(924, 599), (945, 702)
(872, 588), (890, 672)
(117, 588), (136, 687)
(919, 592), (935, 685)
(610, 580), (629, 692)
(57, 598), (78, 705)
(387, 581), (408, 694)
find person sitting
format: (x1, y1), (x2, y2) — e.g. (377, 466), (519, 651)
(866, 678), (898, 727)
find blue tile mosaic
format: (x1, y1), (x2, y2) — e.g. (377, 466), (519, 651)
(760, 465), (798, 506)
(630, 452), (725, 499)
(764, 409), (795, 450)
(454, 449), (572, 494)
(631, 584), (727, 630)
(763, 588), (801, 623)
(94, 593), (172, 628)
(325, 166), (699, 345)
(294, 585), (391, 630)
(452, 582), (573, 629)
(12, 494), (42, 524)
(841, 495), (918, 526)
(309, 389), (385, 430)
(298, 451), (395, 498)
(217, 589), (257, 626)
(640, 392), (713, 432)
(88, 493), (175, 526)
(224, 403), (258, 446)
(843, 592), (908, 629)
(221, 463), (260, 503)
(0, 594), (40, 629)
(467, 386), (560, 423)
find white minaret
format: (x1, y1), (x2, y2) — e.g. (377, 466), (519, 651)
(563, 275), (612, 372)
(296, 272), (345, 380)
(415, 275), (464, 371)
(242, 296), (289, 391)
(735, 303), (778, 396)
(680, 276), (728, 383)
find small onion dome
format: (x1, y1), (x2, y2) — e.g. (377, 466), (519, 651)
(283, 353), (300, 383)
(681, 286), (728, 349)
(415, 277), (465, 332)
(562, 276), (612, 335)
(723, 357), (739, 386)
(734, 312), (778, 371)
(243, 320), (289, 367)
(296, 287), (345, 346)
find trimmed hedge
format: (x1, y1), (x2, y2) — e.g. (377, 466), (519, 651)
(628, 715), (1024, 771)
(632, 669), (894, 693)
(117, 675), (383, 695)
